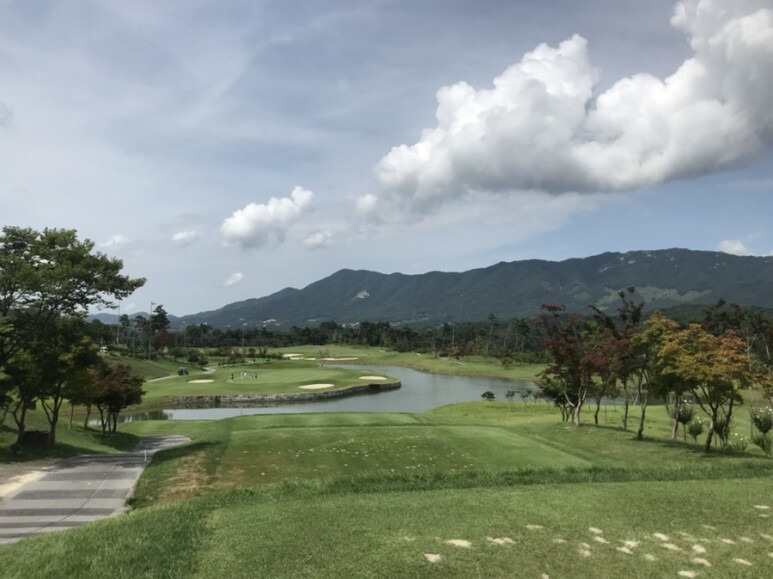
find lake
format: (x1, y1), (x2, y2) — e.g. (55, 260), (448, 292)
(121, 365), (540, 421)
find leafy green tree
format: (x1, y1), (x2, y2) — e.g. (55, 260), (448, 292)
(0, 226), (144, 443)
(92, 364), (144, 438)
(658, 324), (751, 452)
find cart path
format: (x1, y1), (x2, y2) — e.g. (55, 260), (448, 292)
(0, 435), (190, 546)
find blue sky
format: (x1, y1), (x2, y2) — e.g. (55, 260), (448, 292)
(1, 0), (771, 316)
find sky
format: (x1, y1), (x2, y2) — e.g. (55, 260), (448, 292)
(1, 0), (771, 317)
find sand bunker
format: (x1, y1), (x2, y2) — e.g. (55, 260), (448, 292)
(359, 375), (387, 381)
(188, 379), (214, 384)
(283, 353), (305, 359)
(298, 383), (335, 390)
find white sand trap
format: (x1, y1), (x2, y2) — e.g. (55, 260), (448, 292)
(692, 545), (707, 554)
(720, 538), (736, 545)
(733, 558), (752, 566)
(526, 524), (544, 530)
(768, 552), (773, 558)
(740, 536), (753, 543)
(643, 554), (657, 562)
(678, 571), (697, 578)
(652, 533), (670, 542)
(322, 357), (358, 361)
(692, 557), (711, 567)
(662, 543), (681, 552)
(553, 538), (567, 544)
(359, 375), (387, 380)
(188, 379), (214, 383)
(578, 549), (592, 558)
(298, 383), (335, 390)
(283, 353), (305, 359)
(760, 533), (773, 541)
(541, 574), (550, 579)
(588, 527), (603, 535)
(446, 539), (472, 548)
(753, 505), (770, 510)
(616, 547), (633, 555)
(593, 536), (609, 544)
(424, 554), (442, 563)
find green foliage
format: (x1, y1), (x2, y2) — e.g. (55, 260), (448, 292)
(752, 433), (772, 457)
(750, 406), (773, 435)
(480, 391), (495, 401)
(686, 418), (704, 442)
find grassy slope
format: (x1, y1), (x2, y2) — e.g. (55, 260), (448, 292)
(1, 476), (771, 578)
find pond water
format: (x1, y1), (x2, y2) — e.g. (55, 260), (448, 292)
(122, 365), (540, 421)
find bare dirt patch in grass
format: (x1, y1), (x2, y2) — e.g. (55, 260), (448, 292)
(153, 450), (210, 505)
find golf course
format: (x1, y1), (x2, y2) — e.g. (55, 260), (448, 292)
(1, 348), (772, 578)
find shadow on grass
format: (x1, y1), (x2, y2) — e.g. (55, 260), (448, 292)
(622, 431), (770, 460)
(0, 426), (141, 463)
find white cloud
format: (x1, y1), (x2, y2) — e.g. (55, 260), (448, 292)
(303, 230), (333, 250)
(367, 0), (773, 216)
(100, 234), (129, 248)
(718, 239), (752, 255)
(172, 230), (202, 247)
(223, 272), (244, 287)
(220, 186), (314, 248)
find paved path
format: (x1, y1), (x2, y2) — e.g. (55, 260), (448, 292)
(0, 435), (189, 546)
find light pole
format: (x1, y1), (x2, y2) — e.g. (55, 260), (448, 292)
(148, 301), (155, 359)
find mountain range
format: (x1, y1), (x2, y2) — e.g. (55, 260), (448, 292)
(92, 248), (770, 330)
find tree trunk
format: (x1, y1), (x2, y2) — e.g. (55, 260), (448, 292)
(622, 396), (629, 431)
(83, 404), (92, 430)
(594, 398), (602, 425)
(572, 402), (583, 427)
(636, 402), (647, 440)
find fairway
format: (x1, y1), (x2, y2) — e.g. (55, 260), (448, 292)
(216, 425), (591, 485)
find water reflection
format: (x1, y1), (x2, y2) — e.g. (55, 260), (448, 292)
(123, 365), (539, 421)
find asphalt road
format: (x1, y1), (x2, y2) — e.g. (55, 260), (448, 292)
(0, 435), (189, 546)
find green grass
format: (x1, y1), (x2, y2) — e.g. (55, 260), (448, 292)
(0, 409), (139, 462)
(1, 476), (771, 578)
(3, 353), (773, 577)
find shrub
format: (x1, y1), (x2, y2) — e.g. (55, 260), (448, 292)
(712, 416), (731, 447)
(750, 407), (773, 435)
(481, 391), (495, 401)
(752, 433), (773, 457)
(687, 418), (704, 443)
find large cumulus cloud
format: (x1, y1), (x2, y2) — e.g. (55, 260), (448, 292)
(220, 186), (314, 248)
(368, 0), (773, 216)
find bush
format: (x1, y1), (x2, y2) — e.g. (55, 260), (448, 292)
(750, 407), (773, 435)
(687, 418), (704, 443)
(712, 416), (731, 447)
(481, 391), (495, 401)
(752, 433), (772, 457)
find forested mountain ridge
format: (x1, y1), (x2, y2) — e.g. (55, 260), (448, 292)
(164, 248), (773, 329)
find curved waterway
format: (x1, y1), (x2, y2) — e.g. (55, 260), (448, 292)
(123, 365), (539, 421)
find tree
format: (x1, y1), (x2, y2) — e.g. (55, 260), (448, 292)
(0, 227), (144, 365)
(537, 304), (596, 426)
(31, 317), (101, 446)
(92, 364), (144, 438)
(0, 226), (144, 444)
(658, 323), (751, 452)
